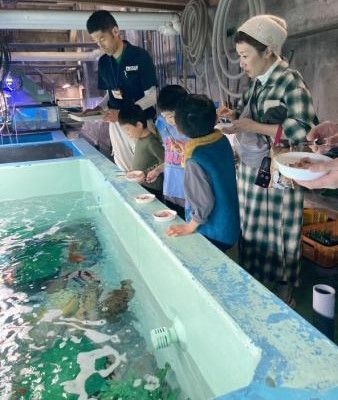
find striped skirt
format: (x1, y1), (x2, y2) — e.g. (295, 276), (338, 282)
(238, 162), (304, 286)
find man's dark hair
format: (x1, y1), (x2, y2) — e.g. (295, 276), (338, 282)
(174, 94), (216, 138)
(118, 104), (147, 128)
(86, 10), (118, 34)
(157, 85), (188, 112)
(234, 31), (267, 53)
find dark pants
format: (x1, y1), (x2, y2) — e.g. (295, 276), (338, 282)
(209, 238), (233, 254)
(163, 198), (185, 219)
(144, 186), (164, 203)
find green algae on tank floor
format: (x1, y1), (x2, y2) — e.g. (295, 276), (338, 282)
(0, 222), (102, 290)
(99, 363), (183, 400)
(13, 336), (108, 400)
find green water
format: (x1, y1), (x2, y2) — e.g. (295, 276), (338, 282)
(0, 193), (184, 400)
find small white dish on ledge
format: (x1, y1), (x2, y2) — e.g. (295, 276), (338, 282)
(152, 209), (177, 222)
(134, 193), (156, 204)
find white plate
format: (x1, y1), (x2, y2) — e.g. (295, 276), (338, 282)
(126, 170), (145, 182)
(275, 152), (331, 181)
(153, 209), (177, 222)
(134, 193), (155, 204)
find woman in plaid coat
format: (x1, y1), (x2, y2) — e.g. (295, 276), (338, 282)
(220, 15), (317, 305)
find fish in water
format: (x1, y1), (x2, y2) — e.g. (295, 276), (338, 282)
(47, 270), (99, 293)
(64, 270), (99, 285)
(1, 268), (15, 286)
(100, 280), (135, 321)
(75, 280), (102, 320)
(68, 241), (85, 263)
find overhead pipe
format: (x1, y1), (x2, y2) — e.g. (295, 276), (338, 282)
(0, 10), (180, 32)
(11, 51), (101, 62)
(9, 43), (97, 50)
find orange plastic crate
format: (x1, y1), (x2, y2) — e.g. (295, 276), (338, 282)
(303, 208), (328, 226)
(302, 221), (338, 268)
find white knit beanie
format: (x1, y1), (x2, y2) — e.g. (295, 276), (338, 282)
(237, 15), (287, 55)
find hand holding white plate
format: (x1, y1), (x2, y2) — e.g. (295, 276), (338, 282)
(153, 209), (177, 222)
(215, 122), (235, 133)
(126, 170), (145, 183)
(275, 152), (332, 181)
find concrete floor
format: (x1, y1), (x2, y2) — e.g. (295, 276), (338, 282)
(294, 258), (338, 344)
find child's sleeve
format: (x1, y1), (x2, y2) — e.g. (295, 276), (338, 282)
(184, 160), (214, 224)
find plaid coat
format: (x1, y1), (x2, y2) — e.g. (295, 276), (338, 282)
(236, 60), (317, 286)
(239, 59), (317, 143)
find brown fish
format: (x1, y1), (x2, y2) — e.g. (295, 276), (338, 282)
(68, 241), (85, 263)
(100, 280), (135, 321)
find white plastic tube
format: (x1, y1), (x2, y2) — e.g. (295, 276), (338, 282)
(313, 284), (336, 319)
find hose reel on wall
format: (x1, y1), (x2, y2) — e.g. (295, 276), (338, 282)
(180, 0), (213, 96)
(180, 0), (265, 103)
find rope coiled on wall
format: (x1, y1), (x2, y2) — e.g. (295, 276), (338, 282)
(180, 0), (265, 102)
(212, 0), (265, 101)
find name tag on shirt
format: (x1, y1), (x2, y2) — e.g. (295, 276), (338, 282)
(125, 65), (138, 72)
(111, 90), (123, 99)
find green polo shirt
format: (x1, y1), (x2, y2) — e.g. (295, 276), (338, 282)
(132, 132), (164, 192)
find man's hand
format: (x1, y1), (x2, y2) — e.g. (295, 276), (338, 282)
(166, 220), (200, 237)
(232, 118), (258, 133)
(104, 109), (119, 123)
(296, 158), (338, 189)
(72, 106), (103, 117)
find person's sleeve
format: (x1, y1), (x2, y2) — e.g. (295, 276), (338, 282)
(97, 58), (109, 91)
(135, 86), (157, 110)
(96, 92), (109, 110)
(282, 72), (317, 143)
(155, 116), (165, 135)
(184, 160), (214, 224)
(149, 137), (165, 163)
(139, 50), (158, 91)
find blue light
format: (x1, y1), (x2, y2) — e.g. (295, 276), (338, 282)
(5, 73), (22, 92)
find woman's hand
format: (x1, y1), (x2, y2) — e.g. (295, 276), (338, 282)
(296, 158), (338, 189)
(217, 105), (236, 121)
(232, 118), (259, 133)
(307, 121), (338, 154)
